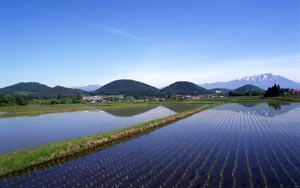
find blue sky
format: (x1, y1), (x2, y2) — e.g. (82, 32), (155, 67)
(0, 0), (299, 88)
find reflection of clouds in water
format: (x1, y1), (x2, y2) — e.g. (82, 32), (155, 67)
(214, 103), (300, 117)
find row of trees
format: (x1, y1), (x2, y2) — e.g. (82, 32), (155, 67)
(264, 84), (281, 97)
(0, 94), (83, 106)
(0, 95), (29, 106)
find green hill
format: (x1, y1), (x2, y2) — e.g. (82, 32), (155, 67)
(34, 86), (89, 98)
(229, 84), (265, 96)
(93, 79), (161, 98)
(0, 82), (51, 95)
(161, 81), (209, 96)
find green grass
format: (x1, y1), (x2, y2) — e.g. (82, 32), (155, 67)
(0, 104), (217, 177)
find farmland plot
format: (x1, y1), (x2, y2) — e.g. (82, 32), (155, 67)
(0, 106), (176, 154)
(0, 103), (299, 188)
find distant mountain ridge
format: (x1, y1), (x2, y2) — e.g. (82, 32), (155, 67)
(72, 84), (101, 91)
(200, 73), (300, 90)
(1, 73), (299, 98)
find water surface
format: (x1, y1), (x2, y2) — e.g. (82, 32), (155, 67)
(0, 106), (176, 154)
(1, 103), (299, 188)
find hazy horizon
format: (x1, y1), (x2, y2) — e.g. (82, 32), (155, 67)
(1, 0), (299, 88)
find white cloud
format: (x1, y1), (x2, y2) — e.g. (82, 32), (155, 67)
(86, 21), (149, 42)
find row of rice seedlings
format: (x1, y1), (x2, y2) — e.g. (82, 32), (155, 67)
(131, 136), (190, 187)
(202, 112), (234, 188)
(265, 116), (300, 159)
(153, 124), (213, 187)
(243, 113), (254, 188)
(248, 113), (283, 187)
(247, 113), (283, 188)
(218, 111), (240, 188)
(266, 117), (300, 167)
(102, 150), (161, 187)
(157, 113), (222, 188)
(189, 112), (233, 186)
(218, 111), (238, 188)
(106, 134), (177, 187)
(204, 110), (237, 183)
(141, 118), (218, 188)
(108, 121), (204, 187)
(273, 115), (300, 147)
(158, 113), (223, 188)
(97, 132), (165, 171)
(249, 114), (268, 188)
(261, 119), (300, 181)
(253, 114), (299, 187)
(65, 131), (171, 187)
(277, 120), (300, 153)
(231, 115), (242, 188)
(174, 111), (230, 188)
(146, 146), (190, 187)
(103, 123), (197, 187)
(187, 112), (233, 188)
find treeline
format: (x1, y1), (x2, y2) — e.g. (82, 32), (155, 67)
(0, 94), (83, 106)
(0, 95), (29, 106)
(264, 84), (280, 97)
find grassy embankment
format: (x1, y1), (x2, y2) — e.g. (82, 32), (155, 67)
(0, 103), (218, 178)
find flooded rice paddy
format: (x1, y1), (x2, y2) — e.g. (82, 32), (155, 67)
(0, 103), (299, 188)
(0, 106), (176, 154)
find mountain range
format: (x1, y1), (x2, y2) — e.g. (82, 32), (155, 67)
(1, 73), (299, 98)
(200, 73), (300, 90)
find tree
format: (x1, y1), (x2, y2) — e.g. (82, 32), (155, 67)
(264, 84), (280, 97)
(0, 95), (28, 106)
(72, 94), (82, 103)
(15, 96), (29, 106)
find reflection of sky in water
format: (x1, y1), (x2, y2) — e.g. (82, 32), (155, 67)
(0, 106), (175, 154)
(213, 103), (300, 117)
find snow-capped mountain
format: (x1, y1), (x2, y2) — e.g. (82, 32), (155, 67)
(200, 73), (300, 90)
(72, 84), (101, 91)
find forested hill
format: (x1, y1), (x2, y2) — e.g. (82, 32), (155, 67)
(161, 81), (209, 96)
(93, 79), (161, 98)
(0, 82), (51, 95)
(229, 84), (265, 96)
